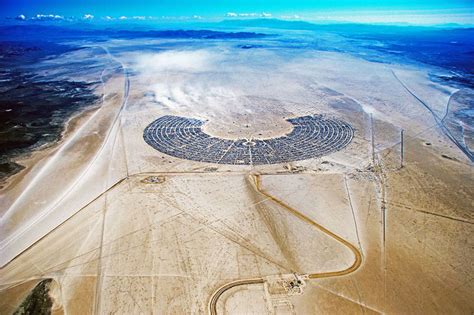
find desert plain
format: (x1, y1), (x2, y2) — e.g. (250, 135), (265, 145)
(0, 28), (473, 314)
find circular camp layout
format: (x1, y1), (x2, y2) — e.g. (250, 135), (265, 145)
(143, 115), (354, 165)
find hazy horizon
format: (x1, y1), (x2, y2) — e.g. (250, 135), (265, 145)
(1, 0), (473, 26)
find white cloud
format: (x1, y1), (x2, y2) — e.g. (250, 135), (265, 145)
(281, 14), (301, 19)
(133, 50), (225, 111)
(32, 14), (64, 21)
(83, 14), (94, 20)
(134, 50), (217, 74)
(193, 15), (203, 19)
(238, 13), (258, 17)
(133, 16), (146, 20)
(119, 16), (127, 20)
(226, 12), (272, 18)
(103, 16), (114, 20)
(15, 14), (26, 21)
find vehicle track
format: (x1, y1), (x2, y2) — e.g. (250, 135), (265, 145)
(391, 70), (473, 162)
(208, 173), (362, 315)
(0, 45), (130, 267)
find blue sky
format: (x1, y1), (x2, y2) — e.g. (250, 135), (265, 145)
(1, 0), (473, 24)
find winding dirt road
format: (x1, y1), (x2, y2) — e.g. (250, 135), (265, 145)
(208, 173), (362, 314)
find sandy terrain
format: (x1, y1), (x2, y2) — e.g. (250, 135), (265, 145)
(0, 39), (472, 314)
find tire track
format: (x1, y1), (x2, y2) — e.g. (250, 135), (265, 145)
(208, 174), (363, 314)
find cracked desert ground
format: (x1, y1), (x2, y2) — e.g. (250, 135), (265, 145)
(0, 36), (473, 314)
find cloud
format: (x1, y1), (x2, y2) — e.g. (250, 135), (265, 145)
(238, 13), (258, 17)
(193, 15), (203, 19)
(107, 16), (154, 21)
(15, 14), (26, 21)
(149, 82), (237, 112)
(31, 14), (64, 21)
(226, 12), (272, 18)
(83, 14), (94, 20)
(133, 49), (224, 110)
(134, 50), (217, 74)
(281, 14), (301, 19)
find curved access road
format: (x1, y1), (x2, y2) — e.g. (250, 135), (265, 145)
(208, 173), (362, 314)
(208, 278), (265, 315)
